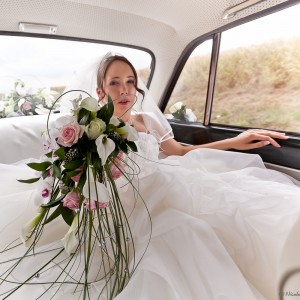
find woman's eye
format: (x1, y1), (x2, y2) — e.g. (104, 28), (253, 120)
(127, 80), (135, 85)
(109, 81), (118, 86)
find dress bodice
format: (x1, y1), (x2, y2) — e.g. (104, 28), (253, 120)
(136, 132), (160, 161)
(122, 132), (160, 180)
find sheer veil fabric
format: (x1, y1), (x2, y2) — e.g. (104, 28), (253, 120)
(1, 53), (300, 300)
(59, 52), (174, 144)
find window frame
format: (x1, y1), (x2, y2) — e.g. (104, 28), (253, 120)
(160, 0), (300, 133)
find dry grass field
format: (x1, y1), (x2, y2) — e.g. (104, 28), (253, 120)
(162, 38), (300, 132)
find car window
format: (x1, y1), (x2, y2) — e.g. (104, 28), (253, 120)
(164, 39), (212, 123)
(212, 5), (300, 133)
(0, 36), (152, 118)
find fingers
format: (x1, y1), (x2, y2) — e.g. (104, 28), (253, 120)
(245, 132), (282, 149)
(247, 129), (289, 140)
(245, 141), (271, 150)
(235, 129), (289, 150)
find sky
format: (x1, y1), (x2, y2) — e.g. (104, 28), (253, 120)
(193, 3), (300, 55)
(0, 3), (299, 94)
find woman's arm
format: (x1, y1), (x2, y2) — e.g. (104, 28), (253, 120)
(160, 129), (289, 156)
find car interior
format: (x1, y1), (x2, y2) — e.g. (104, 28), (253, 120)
(0, 0), (299, 180)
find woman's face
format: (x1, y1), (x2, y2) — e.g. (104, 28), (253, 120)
(101, 60), (137, 120)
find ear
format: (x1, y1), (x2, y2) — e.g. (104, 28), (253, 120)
(96, 87), (103, 98)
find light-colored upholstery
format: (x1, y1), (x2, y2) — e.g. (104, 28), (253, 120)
(0, 114), (62, 164)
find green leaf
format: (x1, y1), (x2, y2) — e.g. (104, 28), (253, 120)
(127, 141), (137, 152)
(27, 161), (52, 172)
(52, 163), (62, 179)
(79, 113), (90, 125)
(17, 177), (40, 184)
(45, 151), (53, 158)
(97, 94), (114, 124)
(64, 160), (83, 170)
(107, 94), (114, 117)
(78, 108), (90, 125)
(119, 141), (128, 153)
(61, 205), (75, 226)
(77, 168), (87, 191)
(43, 205), (62, 225)
(54, 147), (65, 160)
(67, 169), (81, 177)
(106, 123), (116, 132)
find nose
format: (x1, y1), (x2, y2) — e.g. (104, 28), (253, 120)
(119, 82), (128, 95)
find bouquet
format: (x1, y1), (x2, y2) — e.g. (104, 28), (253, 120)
(1, 91), (144, 299)
(0, 79), (60, 118)
(168, 101), (197, 122)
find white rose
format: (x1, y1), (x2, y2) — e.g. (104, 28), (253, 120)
(169, 101), (183, 113)
(80, 97), (99, 112)
(85, 118), (106, 140)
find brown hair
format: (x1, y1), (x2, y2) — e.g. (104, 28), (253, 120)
(96, 52), (145, 100)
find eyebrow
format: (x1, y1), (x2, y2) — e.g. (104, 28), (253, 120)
(109, 75), (135, 80)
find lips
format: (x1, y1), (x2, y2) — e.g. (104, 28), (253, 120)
(118, 98), (130, 105)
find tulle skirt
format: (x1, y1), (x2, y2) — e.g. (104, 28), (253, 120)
(1, 149), (300, 300)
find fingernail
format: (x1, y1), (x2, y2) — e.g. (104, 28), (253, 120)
(263, 141), (270, 146)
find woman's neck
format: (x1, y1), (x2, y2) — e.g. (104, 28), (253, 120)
(117, 111), (132, 123)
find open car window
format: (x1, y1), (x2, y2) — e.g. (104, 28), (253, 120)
(164, 4), (300, 135)
(212, 4), (300, 133)
(0, 36), (152, 118)
(164, 39), (212, 123)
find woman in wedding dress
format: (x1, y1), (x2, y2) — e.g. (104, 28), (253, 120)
(1, 53), (300, 300)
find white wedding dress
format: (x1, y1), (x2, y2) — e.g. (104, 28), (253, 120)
(1, 132), (300, 300)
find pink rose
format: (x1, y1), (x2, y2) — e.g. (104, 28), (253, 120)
(71, 167), (83, 182)
(99, 202), (109, 209)
(109, 151), (125, 180)
(63, 191), (80, 211)
(110, 164), (122, 180)
(22, 102), (31, 111)
(57, 121), (84, 147)
(84, 199), (109, 210)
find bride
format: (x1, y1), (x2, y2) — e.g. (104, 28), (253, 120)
(1, 52), (300, 300)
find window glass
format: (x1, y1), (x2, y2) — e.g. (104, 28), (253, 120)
(212, 4), (300, 132)
(0, 36), (152, 118)
(164, 39), (212, 123)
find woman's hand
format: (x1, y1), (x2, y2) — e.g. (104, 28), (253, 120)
(229, 129), (289, 150)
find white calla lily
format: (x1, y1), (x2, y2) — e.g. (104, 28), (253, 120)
(80, 97), (99, 112)
(95, 134), (115, 165)
(61, 214), (79, 256)
(20, 211), (44, 247)
(109, 116), (121, 127)
(18, 98), (26, 107)
(83, 180), (110, 203)
(124, 124), (139, 141)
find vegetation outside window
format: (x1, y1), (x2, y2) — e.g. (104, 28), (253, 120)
(212, 5), (300, 133)
(165, 39), (212, 123)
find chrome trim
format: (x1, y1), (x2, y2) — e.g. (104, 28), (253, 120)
(204, 33), (221, 126)
(223, 0), (266, 19)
